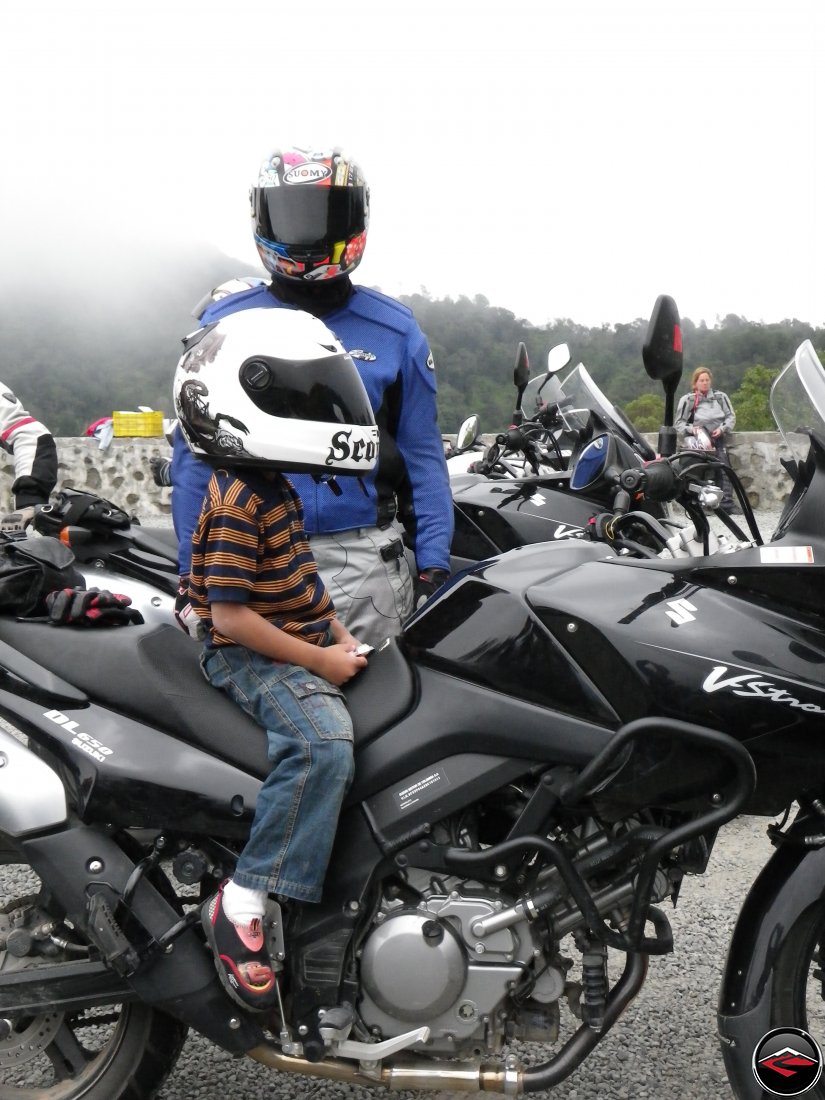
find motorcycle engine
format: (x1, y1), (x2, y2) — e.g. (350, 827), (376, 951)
(358, 876), (565, 1055)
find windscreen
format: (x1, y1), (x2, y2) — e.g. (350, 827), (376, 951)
(524, 363), (655, 459)
(770, 340), (825, 465)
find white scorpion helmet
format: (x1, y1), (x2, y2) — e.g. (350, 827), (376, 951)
(173, 307), (378, 477)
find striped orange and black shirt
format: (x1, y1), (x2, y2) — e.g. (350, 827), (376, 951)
(189, 468), (335, 648)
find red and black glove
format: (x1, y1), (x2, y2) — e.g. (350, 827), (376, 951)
(414, 568), (451, 610)
(174, 578), (205, 640)
(45, 587), (144, 627)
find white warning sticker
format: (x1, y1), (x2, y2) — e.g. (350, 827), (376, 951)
(394, 770), (447, 811)
(759, 545), (814, 564)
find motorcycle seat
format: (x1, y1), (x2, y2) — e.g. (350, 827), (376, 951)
(0, 619), (417, 779)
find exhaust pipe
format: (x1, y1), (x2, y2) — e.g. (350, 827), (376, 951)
(247, 1046), (521, 1093)
(247, 953), (647, 1095)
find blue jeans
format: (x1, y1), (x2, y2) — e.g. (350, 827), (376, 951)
(200, 644), (354, 903)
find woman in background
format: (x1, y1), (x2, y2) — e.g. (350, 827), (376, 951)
(675, 367), (737, 515)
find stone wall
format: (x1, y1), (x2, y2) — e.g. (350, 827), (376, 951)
(0, 438), (173, 519)
(0, 433), (794, 520)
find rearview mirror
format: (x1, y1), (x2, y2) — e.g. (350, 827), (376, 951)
(513, 342), (530, 389)
(512, 342), (531, 426)
(642, 294), (683, 457)
(454, 415), (480, 453)
(547, 342), (571, 375)
(642, 295), (683, 384)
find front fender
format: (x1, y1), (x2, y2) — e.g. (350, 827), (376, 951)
(718, 829), (825, 1099)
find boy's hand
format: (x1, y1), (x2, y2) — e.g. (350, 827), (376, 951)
(315, 642), (368, 686)
(328, 618), (359, 651)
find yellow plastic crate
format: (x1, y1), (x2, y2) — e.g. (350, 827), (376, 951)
(112, 411), (165, 438)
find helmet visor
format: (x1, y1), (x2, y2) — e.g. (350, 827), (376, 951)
(241, 353), (376, 426)
(252, 186), (367, 248)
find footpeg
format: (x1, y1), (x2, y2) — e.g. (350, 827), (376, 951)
(318, 1004), (355, 1043)
(86, 893), (140, 976)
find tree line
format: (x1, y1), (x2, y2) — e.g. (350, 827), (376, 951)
(407, 293), (822, 435)
(1, 252), (820, 437)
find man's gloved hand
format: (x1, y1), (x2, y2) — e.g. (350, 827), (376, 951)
(175, 579), (205, 640)
(0, 506), (36, 534)
(45, 587), (145, 627)
(414, 568), (451, 609)
(149, 455), (172, 487)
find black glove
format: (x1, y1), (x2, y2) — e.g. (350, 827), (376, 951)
(414, 568), (451, 609)
(175, 579), (205, 640)
(45, 587), (144, 627)
(149, 456), (172, 487)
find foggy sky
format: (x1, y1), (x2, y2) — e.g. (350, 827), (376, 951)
(2, 0), (823, 328)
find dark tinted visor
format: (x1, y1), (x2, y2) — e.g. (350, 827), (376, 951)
(252, 186), (367, 248)
(240, 354), (375, 426)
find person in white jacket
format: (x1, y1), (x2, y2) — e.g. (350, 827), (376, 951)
(0, 386), (58, 531)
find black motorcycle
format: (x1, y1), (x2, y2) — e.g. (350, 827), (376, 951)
(446, 319), (743, 572)
(0, 296), (821, 1098)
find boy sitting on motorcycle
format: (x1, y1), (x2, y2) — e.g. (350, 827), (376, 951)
(174, 307), (378, 1010)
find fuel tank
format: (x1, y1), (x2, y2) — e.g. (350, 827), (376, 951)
(451, 474), (595, 570)
(405, 539), (825, 814)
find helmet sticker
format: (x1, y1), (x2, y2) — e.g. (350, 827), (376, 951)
(343, 231), (367, 268)
(179, 328), (226, 374)
(284, 162), (332, 186)
(326, 427), (379, 467)
(177, 379), (250, 457)
(303, 264), (343, 282)
(258, 168), (281, 187)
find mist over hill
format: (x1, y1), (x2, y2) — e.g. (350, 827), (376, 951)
(0, 242), (821, 437)
(0, 242), (264, 435)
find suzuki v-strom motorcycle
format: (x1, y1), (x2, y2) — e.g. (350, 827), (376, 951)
(0, 296), (821, 1099)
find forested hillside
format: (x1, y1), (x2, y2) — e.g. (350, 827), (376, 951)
(1, 251), (821, 436)
(407, 293), (824, 434)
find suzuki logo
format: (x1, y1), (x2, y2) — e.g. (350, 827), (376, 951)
(666, 598), (697, 625)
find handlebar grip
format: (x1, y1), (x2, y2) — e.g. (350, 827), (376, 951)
(642, 461), (678, 501)
(612, 488), (632, 517)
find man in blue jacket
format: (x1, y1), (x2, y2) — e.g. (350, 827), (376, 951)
(172, 145), (453, 646)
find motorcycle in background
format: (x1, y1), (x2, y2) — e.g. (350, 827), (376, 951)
(448, 309), (749, 571)
(445, 340), (574, 479)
